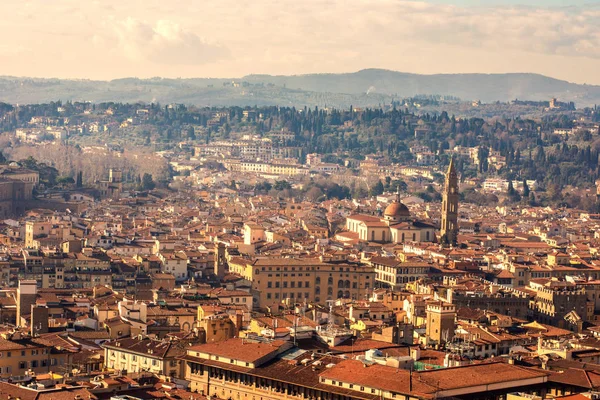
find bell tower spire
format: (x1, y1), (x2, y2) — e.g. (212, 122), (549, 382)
(441, 157), (459, 245)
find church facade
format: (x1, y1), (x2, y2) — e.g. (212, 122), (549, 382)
(346, 159), (459, 245)
(345, 193), (436, 244)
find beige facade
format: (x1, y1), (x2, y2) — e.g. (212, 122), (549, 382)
(228, 257), (375, 310)
(345, 195), (435, 244)
(103, 337), (185, 377)
(0, 332), (68, 379)
(425, 301), (456, 345)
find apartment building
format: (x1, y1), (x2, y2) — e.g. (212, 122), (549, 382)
(0, 331), (69, 379)
(181, 338), (550, 400)
(103, 336), (189, 377)
(228, 257), (375, 310)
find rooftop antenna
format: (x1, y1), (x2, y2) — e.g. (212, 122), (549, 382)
(326, 300), (335, 331)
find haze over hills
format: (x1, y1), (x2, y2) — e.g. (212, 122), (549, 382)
(1, 69), (599, 107)
(243, 69), (599, 104)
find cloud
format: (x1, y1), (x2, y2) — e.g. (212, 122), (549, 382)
(2, 0), (600, 82)
(111, 17), (228, 65)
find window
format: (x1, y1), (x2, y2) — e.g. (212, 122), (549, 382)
(31, 360), (38, 368)
(267, 293), (272, 299)
(19, 362), (26, 369)
(6, 352), (10, 358)
(267, 282), (272, 288)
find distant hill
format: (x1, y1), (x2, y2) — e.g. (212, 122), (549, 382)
(243, 69), (600, 105)
(0, 69), (598, 107)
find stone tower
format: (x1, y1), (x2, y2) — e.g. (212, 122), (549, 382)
(214, 242), (227, 279)
(16, 280), (37, 327)
(425, 301), (456, 345)
(440, 157), (459, 245)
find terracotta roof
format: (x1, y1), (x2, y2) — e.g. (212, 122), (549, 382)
(188, 338), (288, 363)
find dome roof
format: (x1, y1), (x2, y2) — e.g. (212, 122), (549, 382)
(384, 201), (410, 218)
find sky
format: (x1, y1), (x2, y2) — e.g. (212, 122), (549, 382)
(1, 0), (600, 84)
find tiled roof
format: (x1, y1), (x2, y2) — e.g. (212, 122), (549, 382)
(188, 338), (288, 363)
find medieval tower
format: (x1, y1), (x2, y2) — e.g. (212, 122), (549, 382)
(440, 158), (459, 245)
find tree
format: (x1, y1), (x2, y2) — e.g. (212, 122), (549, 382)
(141, 173), (156, 190)
(384, 176), (392, 189)
(507, 180), (521, 202)
(528, 192), (536, 206)
(522, 179), (530, 198)
(187, 126), (196, 140)
(370, 180), (384, 197)
(306, 186), (324, 202)
(274, 180), (291, 191)
(57, 176), (75, 185)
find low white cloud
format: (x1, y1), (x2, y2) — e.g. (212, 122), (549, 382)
(111, 17), (228, 65)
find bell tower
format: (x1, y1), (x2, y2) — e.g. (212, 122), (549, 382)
(441, 158), (459, 245)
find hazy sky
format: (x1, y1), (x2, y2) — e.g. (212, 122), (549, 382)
(2, 0), (600, 84)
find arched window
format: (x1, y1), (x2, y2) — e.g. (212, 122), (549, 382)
(344, 291), (350, 298)
(338, 280), (344, 288)
(315, 287), (320, 295)
(337, 290), (344, 299)
(255, 269), (259, 275)
(345, 280), (350, 288)
(328, 287), (333, 296)
(328, 277), (333, 285)
(316, 277), (321, 285)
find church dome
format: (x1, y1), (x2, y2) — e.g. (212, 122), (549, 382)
(384, 201), (410, 218)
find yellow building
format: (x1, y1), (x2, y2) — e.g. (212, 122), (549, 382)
(228, 257), (375, 310)
(103, 336), (189, 378)
(0, 331), (69, 379)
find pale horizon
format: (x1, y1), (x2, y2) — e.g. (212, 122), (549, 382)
(2, 0), (600, 85)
